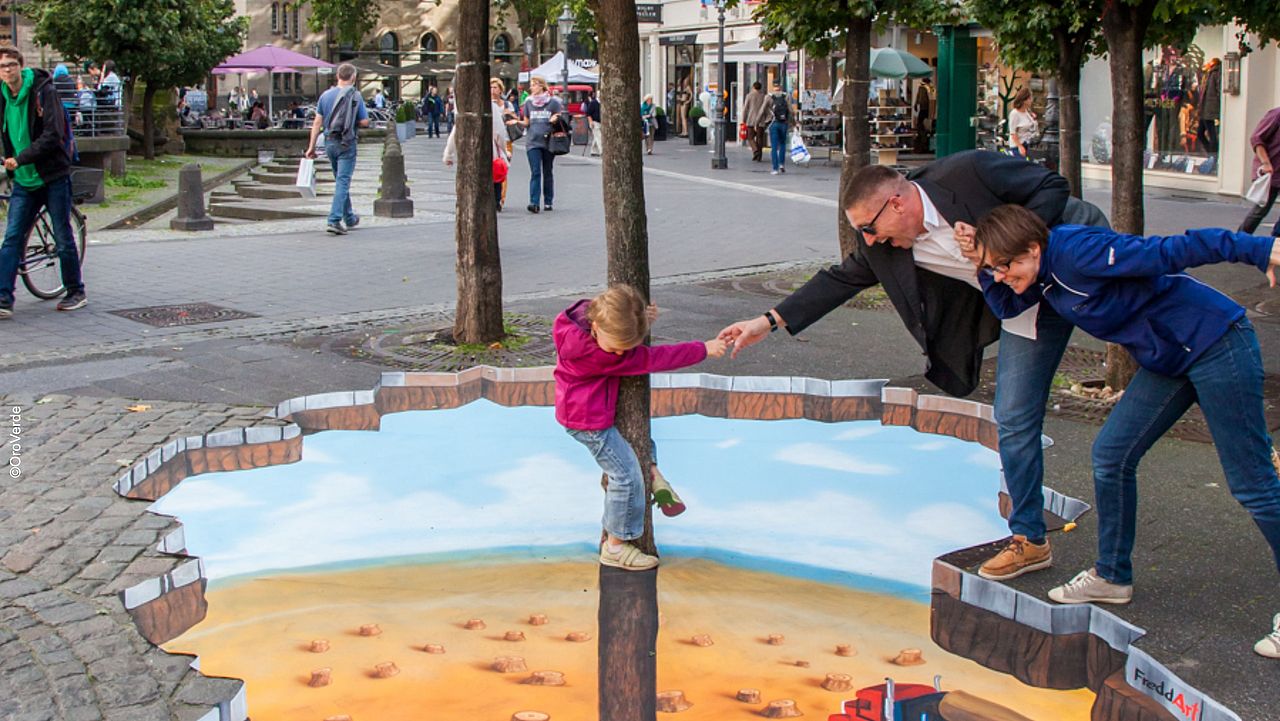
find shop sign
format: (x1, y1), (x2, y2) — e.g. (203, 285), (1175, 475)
(660, 34), (698, 46)
(636, 4), (662, 23)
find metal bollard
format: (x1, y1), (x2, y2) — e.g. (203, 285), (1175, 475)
(170, 163), (215, 231)
(374, 136), (413, 218)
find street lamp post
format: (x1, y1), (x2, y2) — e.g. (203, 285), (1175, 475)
(558, 4), (574, 100)
(711, 0), (728, 169)
(523, 35), (534, 73)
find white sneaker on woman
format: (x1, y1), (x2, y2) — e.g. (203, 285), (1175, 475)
(1256, 613), (1280, 659)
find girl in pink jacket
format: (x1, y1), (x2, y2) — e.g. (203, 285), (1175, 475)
(554, 285), (726, 570)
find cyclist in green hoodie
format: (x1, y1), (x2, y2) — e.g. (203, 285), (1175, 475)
(0, 45), (85, 317)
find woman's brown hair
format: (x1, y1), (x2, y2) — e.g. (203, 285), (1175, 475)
(974, 205), (1049, 266)
(1013, 87), (1032, 110)
(587, 285), (649, 349)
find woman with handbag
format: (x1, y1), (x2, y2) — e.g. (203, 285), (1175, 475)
(513, 75), (566, 213)
(1239, 105), (1280, 238)
(442, 77), (511, 211)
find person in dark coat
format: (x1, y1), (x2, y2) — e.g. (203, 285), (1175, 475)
(718, 150), (1108, 582)
(1196, 58), (1221, 153)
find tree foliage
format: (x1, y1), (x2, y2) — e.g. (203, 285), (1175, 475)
(303, 0), (396, 48)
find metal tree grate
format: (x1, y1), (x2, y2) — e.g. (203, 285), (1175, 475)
(110, 303), (260, 328)
(353, 314), (557, 371)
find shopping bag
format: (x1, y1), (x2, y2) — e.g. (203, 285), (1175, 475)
(294, 157), (316, 198)
(1246, 172), (1272, 206)
(789, 133), (811, 165)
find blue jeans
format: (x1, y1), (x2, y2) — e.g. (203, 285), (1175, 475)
(0, 176), (82, 306)
(567, 427), (656, 541)
(527, 147), (555, 207)
(1092, 319), (1280, 584)
(994, 303), (1075, 542)
(768, 121), (787, 171)
(427, 114), (441, 137)
(325, 143), (358, 227)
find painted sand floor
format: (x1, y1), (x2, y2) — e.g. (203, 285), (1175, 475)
(155, 401), (1095, 720)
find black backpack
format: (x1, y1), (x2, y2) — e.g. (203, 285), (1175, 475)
(770, 94), (789, 123)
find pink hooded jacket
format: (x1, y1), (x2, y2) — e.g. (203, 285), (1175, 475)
(554, 299), (708, 430)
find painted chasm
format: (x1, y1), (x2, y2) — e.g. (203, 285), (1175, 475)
(153, 400), (1094, 720)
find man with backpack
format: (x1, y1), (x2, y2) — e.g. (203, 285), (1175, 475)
(304, 63), (370, 236)
(767, 84), (792, 175)
(0, 45), (86, 317)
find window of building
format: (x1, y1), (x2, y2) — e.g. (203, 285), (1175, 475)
(420, 32), (440, 97)
(493, 34), (511, 56)
(292, 5), (301, 40)
(270, 2), (279, 34)
(380, 32), (400, 67)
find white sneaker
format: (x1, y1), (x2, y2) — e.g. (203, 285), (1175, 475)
(1256, 613), (1280, 659)
(770, 170), (779, 175)
(1047, 568), (1133, 605)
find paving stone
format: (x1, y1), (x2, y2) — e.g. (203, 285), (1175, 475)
(29, 563), (81, 586)
(35, 602), (98, 626)
(0, 577), (44, 600)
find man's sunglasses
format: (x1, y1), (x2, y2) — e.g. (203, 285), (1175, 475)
(857, 193), (898, 236)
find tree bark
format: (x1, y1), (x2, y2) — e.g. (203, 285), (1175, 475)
(142, 83), (157, 160)
(1100, 0), (1155, 389)
(1054, 29), (1088, 198)
(591, 3), (658, 721)
(837, 16), (873, 260)
(453, 0), (505, 344)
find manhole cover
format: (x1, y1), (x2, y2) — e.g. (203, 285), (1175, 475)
(110, 303), (260, 327)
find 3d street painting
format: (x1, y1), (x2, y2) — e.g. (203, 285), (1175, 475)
(112, 370), (1244, 721)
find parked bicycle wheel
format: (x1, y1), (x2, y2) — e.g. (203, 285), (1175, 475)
(20, 207), (87, 299)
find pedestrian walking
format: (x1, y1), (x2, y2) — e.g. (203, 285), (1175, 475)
(423, 86), (442, 138)
(442, 77), (511, 212)
(373, 87), (386, 110)
(512, 75), (565, 213)
(719, 152), (1108, 584)
(0, 45), (87, 318)
(584, 89), (602, 156)
(640, 94), (656, 156)
(766, 84), (791, 174)
(1239, 105), (1280, 237)
(303, 62), (370, 236)
(1007, 87), (1038, 159)
(740, 82), (769, 162)
(967, 204), (1280, 658)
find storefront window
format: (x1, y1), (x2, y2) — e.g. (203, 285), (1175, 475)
(1140, 45), (1219, 175)
(664, 43), (702, 136)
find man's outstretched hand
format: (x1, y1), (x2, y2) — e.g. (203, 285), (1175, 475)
(717, 315), (772, 359)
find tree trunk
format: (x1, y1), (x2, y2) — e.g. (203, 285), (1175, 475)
(1054, 31), (1087, 198)
(142, 83), (157, 160)
(1100, 0), (1155, 390)
(837, 16), (872, 260)
(452, 0), (504, 344)
(591, 2), (658, 721)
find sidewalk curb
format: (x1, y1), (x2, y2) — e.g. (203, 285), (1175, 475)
(101, 159), (257, 231)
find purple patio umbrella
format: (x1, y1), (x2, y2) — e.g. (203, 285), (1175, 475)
(215, 45), (334, 117)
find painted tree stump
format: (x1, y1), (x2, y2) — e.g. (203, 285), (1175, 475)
(821, 673), (853, 692)
(504, 630), (527, 642)
(522, 670), (566, 686)
(529, 614), (548, 626)
(736, 689), (762, 704)
(565, 631), (591, 642)
(760, 699), (803, 718)
(793, 660), (810, 668)
(373, 662), (399, 678)
(655, 690), (693, 713)
(512, 713), (550, 721)
(691, 634), (713, 647)
(423, 644), (446, 654)
(890, 648), (926, 666)
(767, 634), (785, 645)
(309, 639), (330, 653)
(308, 668), (332, 687)
(835, 644), (856, 657)
(492, 656), (528, 673)
(358, 624), (381, 637)
(464, 618), (487, 630)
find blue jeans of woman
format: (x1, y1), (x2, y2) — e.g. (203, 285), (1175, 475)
(768, 121), (788, 171)
(527, 146), (555, 207)
(324, 143), (358, 227)
(994, 303), (1076, 543)
(0, 176), (82, 306)
(566, 426), (656, 541)
(1092, 319), (1280, 585)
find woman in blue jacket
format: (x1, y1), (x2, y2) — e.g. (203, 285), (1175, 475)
(967, 204), (1280, 658)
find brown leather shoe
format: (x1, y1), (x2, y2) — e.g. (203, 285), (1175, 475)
(978, 535), (1052, 580)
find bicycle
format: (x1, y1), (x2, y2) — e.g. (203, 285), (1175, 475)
(0, 178), (89, 300)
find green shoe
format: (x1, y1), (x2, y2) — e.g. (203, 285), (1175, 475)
(650, 468), (686, 517)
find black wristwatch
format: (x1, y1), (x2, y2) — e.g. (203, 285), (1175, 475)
(763, 311), (778, 332)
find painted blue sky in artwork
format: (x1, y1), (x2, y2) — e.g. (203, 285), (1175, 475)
(150, 400), (1007, 589)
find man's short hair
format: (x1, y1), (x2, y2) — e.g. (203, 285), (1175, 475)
(752, 81), (761, 91)
(336, 63), (357, 82)
(846, 165), (903, 210)
(0, 46), (23, 66)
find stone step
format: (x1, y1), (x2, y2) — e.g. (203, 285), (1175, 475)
(208, 199), (328, 221)
(229, 182), (329, 200)
(249, 169), (335, 186)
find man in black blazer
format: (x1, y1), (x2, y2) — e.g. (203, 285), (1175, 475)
(720, 150), (1101, 582)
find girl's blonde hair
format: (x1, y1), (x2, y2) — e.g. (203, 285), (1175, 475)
(587, 285), (649, 349)
(490, 77), (504, 92)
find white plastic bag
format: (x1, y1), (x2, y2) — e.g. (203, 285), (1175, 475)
(789, 133), (811, 165)
(1246, 172), (1272, 207)
(294, 157), (316, 198)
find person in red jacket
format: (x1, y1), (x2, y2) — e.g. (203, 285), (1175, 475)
(554, 285), (726, 571)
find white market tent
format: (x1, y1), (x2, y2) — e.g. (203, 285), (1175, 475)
(519, 52), (599, 84)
